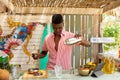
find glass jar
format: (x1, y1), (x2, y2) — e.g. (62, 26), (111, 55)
(11, 64), (19, 79)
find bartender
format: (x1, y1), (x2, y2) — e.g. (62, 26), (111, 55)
(32, 14), (90, 70)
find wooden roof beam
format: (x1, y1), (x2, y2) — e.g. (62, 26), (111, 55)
(14, 7), (103, 15)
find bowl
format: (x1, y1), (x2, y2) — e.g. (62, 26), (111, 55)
(78, 67), (90, 76)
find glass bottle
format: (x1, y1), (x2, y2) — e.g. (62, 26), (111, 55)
(2, 55), (9, 69)
(0, 55), (2, 68)
(118, 47), (120, 58)
(33, 49), (40, 69)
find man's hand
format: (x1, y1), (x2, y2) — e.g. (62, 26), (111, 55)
(32, 53), (39, 60)
(74, 34), (82, 38)
(32, 51), (48, 59)
(74, 34), (90, 47)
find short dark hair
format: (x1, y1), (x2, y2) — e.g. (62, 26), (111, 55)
(52, 14), (63, 24)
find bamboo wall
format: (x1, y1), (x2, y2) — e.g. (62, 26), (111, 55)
(64, 14), (102, 68)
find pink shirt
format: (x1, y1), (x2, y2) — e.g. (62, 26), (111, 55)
(42, 30), (74, 70)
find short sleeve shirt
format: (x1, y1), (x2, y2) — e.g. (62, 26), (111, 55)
(42, 30), (74, 70)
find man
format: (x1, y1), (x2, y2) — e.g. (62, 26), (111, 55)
(32, 14), (90, 70)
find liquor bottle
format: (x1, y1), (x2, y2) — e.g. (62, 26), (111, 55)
(118, 47), (120, 58)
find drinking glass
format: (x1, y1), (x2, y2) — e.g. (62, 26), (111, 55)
(54, 65), (62, 78)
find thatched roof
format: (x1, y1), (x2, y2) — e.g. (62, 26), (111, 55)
(0, 0), (120, 14)
(105, 7), (120, 17)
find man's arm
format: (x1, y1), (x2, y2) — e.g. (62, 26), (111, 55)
(79, 40), (91, 47)
(32, 51), (48, 60)
(74, 34), (91, 47)
(38, 51), (48, 58)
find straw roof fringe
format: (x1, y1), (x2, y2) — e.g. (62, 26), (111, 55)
(0, 0), (120, 14)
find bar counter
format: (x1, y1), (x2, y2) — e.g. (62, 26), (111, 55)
(10, 69), (120, 80)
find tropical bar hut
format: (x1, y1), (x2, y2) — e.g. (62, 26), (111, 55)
(0, 0), (120, 79)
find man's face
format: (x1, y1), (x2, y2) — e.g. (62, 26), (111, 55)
(52, 23), (63, 35)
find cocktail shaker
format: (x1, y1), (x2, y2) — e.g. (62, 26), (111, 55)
(64, 37), (82, 45)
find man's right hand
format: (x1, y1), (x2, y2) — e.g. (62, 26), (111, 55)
(32, 51), (48, 59)
(32, 54), (39, 60)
